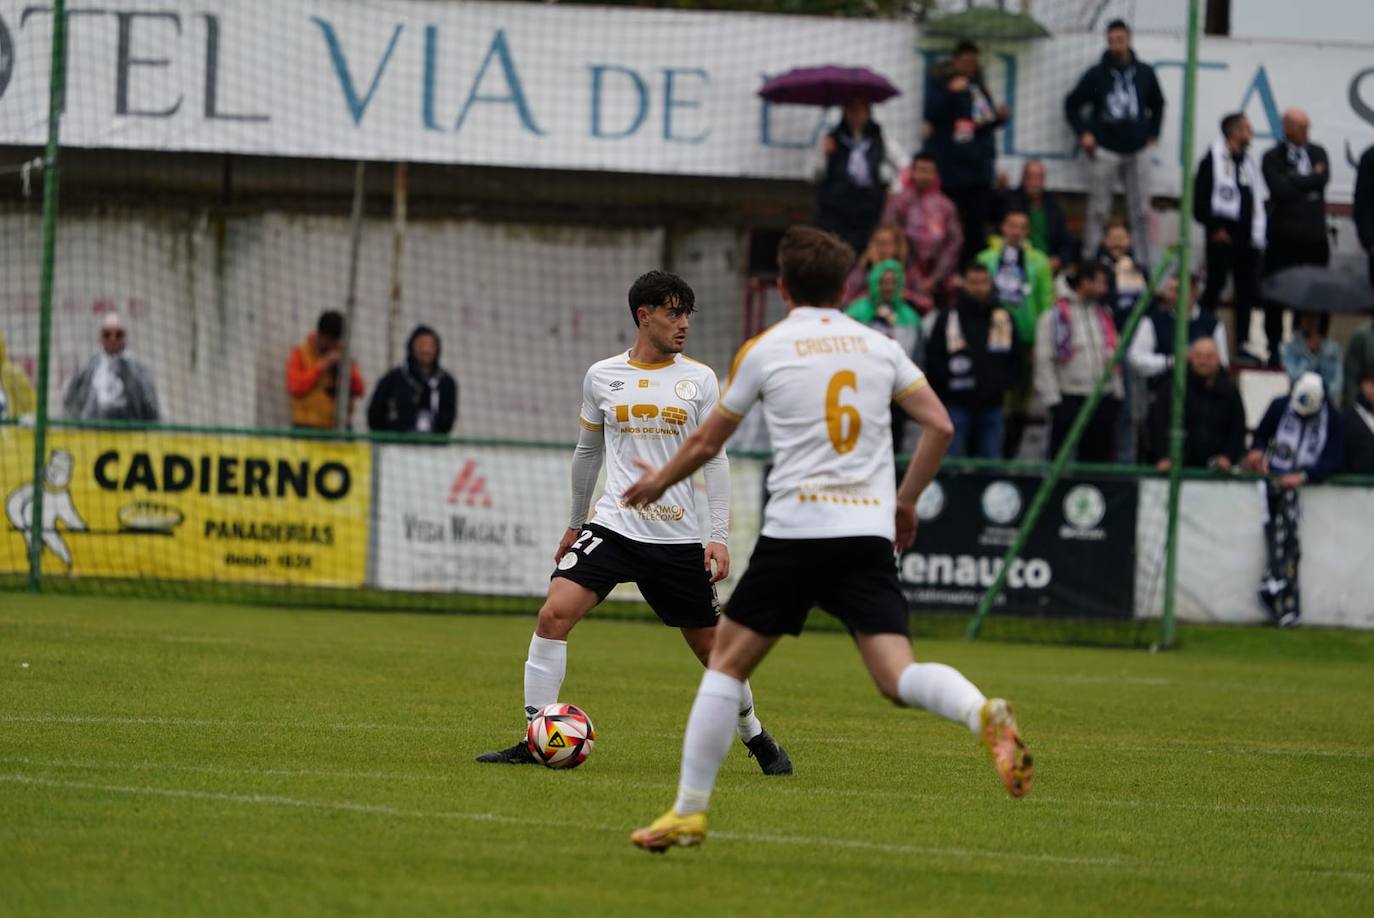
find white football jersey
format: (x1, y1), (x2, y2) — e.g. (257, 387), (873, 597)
(719, 306), (925, 540)
(580, 351), (721, 544)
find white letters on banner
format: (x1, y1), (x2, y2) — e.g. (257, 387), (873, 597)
(0, 1), (1369, 199)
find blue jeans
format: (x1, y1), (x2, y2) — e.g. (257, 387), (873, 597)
(948, 404), (1004, 459)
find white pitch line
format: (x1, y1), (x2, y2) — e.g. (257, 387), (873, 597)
(5, 712), (1372, 763)
(0, 756), (1365, 820)
(0, 713), (478, 734)
(0, 772), (1121, 870)
(4, 772), (1372, 882)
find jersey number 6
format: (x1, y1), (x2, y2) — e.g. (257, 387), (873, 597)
(825, 370), (861, 454)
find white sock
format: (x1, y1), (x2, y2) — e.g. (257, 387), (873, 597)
(523, 634), (567, 719)
(736, 679), (763, 743)
(674, 670), (742, 816)
(897, 662), (986, 735)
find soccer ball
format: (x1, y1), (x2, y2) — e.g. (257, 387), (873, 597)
(526, 703), (596, 769)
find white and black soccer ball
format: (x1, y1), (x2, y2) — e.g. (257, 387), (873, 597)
(526, 703), (596, 769)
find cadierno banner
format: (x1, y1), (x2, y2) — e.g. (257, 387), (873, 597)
(0, 427), (370, 586)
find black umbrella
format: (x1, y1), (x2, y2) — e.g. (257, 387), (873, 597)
(1260, 265), (1374, 314)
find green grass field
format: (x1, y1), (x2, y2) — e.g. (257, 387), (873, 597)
(2, 595), (1372, 916)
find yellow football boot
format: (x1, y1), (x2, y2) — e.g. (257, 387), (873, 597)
(630, 809), (707, 853)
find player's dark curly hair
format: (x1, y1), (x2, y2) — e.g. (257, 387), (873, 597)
(627, 270), (696, 327)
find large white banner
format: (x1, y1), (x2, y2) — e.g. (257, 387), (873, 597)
(1136, 479), (1374, 628)
(2, 1), (1371, 197)
(0, 0), (917, 181)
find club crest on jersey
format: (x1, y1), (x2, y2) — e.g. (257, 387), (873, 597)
(674, 380), (699, 401)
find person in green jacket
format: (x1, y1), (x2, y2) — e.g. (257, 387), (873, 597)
(846, 258), (924, 362)
(975, 210), (1055, 344)
(846, 259), (925, 451)
(976, 210), (1054, 457)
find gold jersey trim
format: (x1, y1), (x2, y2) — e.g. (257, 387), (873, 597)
(892, 376), (929, 402)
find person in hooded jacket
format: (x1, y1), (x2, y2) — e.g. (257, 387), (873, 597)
(1065, 19), (1164, 266)
(846, 259), (924, 452)
(924, 40), (1009, 266)
(1247, 372), (1346, 627)
(367, 325), (458, 436)
(882, 152), (962, 314)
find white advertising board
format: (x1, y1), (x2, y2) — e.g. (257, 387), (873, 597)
(1136, 479), (1374, 628)
(373, 443), (569, 596)
(374, 443), (764, 602)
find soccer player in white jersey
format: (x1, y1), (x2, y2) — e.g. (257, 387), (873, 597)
(623, 228), (1032, 852)
(476, 271), (791, 775)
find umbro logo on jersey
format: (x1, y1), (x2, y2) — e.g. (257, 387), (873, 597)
(446, 459), (493, 508)
(609, 380), (625, 390)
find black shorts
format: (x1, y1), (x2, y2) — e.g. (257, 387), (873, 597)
(725, 535), (908, 637)
(551, 523), (719, 628)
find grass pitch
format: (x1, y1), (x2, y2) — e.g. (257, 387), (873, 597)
(2, 595), (1372, 916)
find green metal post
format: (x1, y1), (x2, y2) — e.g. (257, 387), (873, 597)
(966, 252), (1178, 640)
(1160, 0), (1203, 649)
(26, 0), (66, 591)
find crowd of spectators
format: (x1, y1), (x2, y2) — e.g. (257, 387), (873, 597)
(811, 16), (1374, 488)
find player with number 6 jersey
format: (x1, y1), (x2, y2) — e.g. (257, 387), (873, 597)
(475, 270), (791, 775)
(624, 227), (1032, 853)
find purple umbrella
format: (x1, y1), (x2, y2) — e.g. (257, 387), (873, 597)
(758, 66), (901, 107)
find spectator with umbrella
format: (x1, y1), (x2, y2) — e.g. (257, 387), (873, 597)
(924, 40), (1009, 266)
(1261, 264), (1374, 407)
(1280, 311), (1342, 406)
(760, 67), (906, 255)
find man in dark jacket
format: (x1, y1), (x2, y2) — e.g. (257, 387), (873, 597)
(1146, 337), (1245, 471)
(1195, 112), (1266, 365)
(367, 325), (458, 435)
(1246, 372), (1346, 627)
(924, 40), (1009, 266)
(992, 159), (1075, 273)
(1261, 108), (1330, 365)
(1345, 366), (1374, 473)
(814, 96), (895, 254)
(1065, 19), (1164, 266)
(925, 262), (1016, 458)
(1355, 143), (1374, 286)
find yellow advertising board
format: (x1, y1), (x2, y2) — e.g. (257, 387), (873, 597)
(0, 427), (370, 587)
